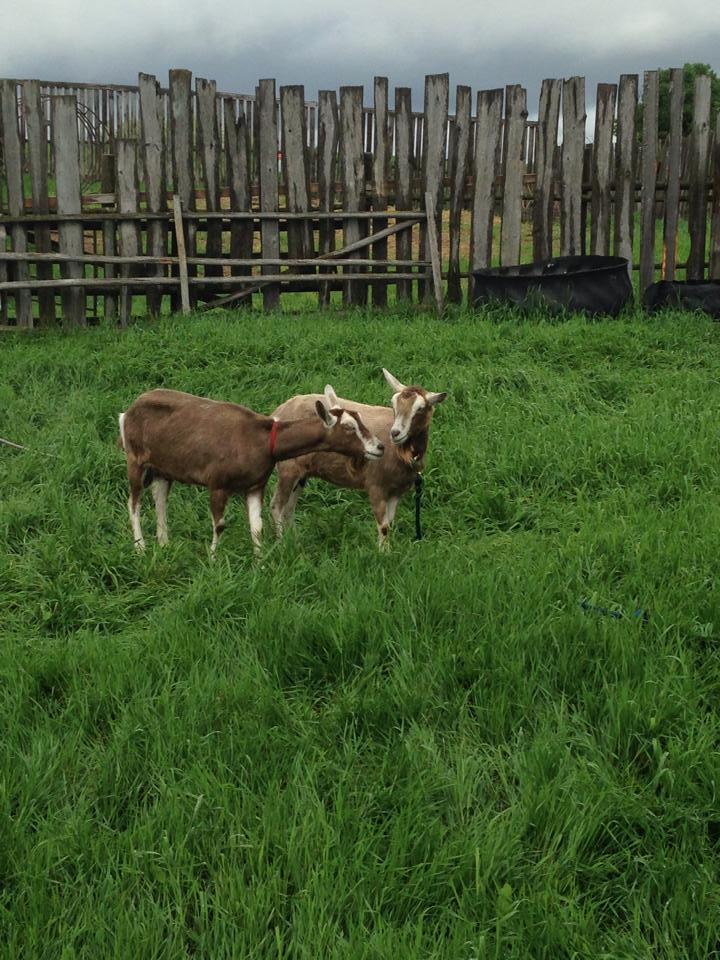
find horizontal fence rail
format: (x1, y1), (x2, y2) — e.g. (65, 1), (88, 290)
(1, 68), (719, 327)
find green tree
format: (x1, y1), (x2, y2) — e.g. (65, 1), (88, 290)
(637, 62), (720, 137)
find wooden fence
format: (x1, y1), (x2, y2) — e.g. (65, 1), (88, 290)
(1, 68), (719, 327)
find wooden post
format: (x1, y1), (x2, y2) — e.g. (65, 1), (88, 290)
(0, 80), (32, 327)
(196, 78), (223, 290)
(172, 195), (191, 314)
(614, 74), (638, 277)
(116, 139), (141, 326)
(23, 80), (55, 325)
(711, 111), (720, 280)
(639, 70), (659, 292)
(372, 77), (390, 307)
(317, 90), (339, 305)
(560, 77), (585, 257)
(51, 94), (86, 326)
(258, 78), (280, 310)
(280, 85), (314, 267)
(470, 89), (504, 294)
(395, 87), (414, 301)
(662, 68), (684, 280)
(447, 85), (472, 303)
(532, 79), (561, 262)
(339, 86), (366, 306)
(139, 73), (167, 316)
(590, 83), (617, 256)
(0, 225), (7, 325)
(687, 75), (712, 281)
(500, 84), (528, 266)
(169, 69), (196, 308)
(224, 98), (253, 302)
(425, 193), (444, 313)
(420, 74), (449, 302)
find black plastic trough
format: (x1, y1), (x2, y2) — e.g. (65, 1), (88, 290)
(472, 255), (633, 317)
(643, 280), (720, 319)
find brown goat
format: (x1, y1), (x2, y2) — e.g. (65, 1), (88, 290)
(119, 387), (384, 554)
(271, 370), (447, 548)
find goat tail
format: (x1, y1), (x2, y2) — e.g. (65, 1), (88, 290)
(117, 412), (127, 451)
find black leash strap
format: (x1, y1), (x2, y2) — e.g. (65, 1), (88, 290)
(414, 473), (424, 541)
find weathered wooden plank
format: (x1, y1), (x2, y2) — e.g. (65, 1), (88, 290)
(317, 90), (339, 305)
(223, 97), (253, 298)
(532, 79), (561, 261)
(172, 196), (191, 314)
(280, 85), (314, 268)
(425, 193), (444, 313)
(560, 76), (585, 257)
(0, 252), (427, 268)
(711, 112), (720, 280)
(0, 273), (427, 296)
(258, 78), (280, 310)
(372, 77), (390, 307)
(420, 74), (449, 301)
(0, 80), (32, 327)
(639, 71), (659, 291)
(613, 74), (638, 275)
(687, 75), (712, 281)
(22, 79), (55, 325)
(102, 219), (117, 323)
(447, 84), (471, 302)
(395, 87), (414, 301)
(51, 95), (85, 325)
(116, 139), (142, 325)
(339, 85), (366, 305)
(470, 88), (504, 287)
(139, 72), (167, 315)
(169, 69), (196, 308)
(196, 77), (223, 287)
(660, 68), (684, 279)
(0, 225), (7, 325)
(590, 83), (617, 256)
(500, 84), (527, 266)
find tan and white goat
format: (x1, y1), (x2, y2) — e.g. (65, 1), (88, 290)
(118, 387), (384, 555)
(271, 369), (447, 547)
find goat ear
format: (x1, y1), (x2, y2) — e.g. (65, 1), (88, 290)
(382, 368), (406, 392)
(426, 391), (447, 406)
(315, 399), (338, 427)
(324, 384), (339, 408)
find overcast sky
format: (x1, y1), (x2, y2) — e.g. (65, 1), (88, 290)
(1, 0), (718, 116)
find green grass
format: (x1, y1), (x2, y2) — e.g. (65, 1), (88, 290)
(2, 305), (720, 958)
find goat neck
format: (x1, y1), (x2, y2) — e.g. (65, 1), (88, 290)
(269, 416), (336, 463)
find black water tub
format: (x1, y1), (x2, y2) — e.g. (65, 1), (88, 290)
(643, 280), (720, 318)
(472, 255), (633, 317)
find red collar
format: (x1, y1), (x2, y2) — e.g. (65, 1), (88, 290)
(269, 419), (279, 457)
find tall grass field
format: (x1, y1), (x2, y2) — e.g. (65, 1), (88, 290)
(2, 304), (720, 958)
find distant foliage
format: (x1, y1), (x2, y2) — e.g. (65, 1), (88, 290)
(638, 63), (720, 137)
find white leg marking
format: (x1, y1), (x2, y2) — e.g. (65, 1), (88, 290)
(151, 478), (170, 546)
(246, 490), (263, 556)
(118, 412), (127, 450)
(376, 496), (400, 551)
(128, 495), (145, 552)
(210, 521), (220, 558)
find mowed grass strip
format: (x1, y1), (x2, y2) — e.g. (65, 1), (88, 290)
(2, 305), (720, 958)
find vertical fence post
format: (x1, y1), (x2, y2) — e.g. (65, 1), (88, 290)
(686, 75), (712, 282)
(614, 74), (638, 277)
(447, 85), (472, 303)
(662, 68), (684, 280)
(173, 195), (191, 314)
(52, 94), (86, 326)
(425, 193), (444, 314)
(560, 76), (585, 258)
(639, 70), (659, 292)
(0, 80), (32, 327)
(532, 79), (561, 262)
(258, 78), (280, 310)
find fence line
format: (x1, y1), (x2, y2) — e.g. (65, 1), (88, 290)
(1, 68), (719, 327)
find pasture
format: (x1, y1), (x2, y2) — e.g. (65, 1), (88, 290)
(2, 305), (720, 957)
